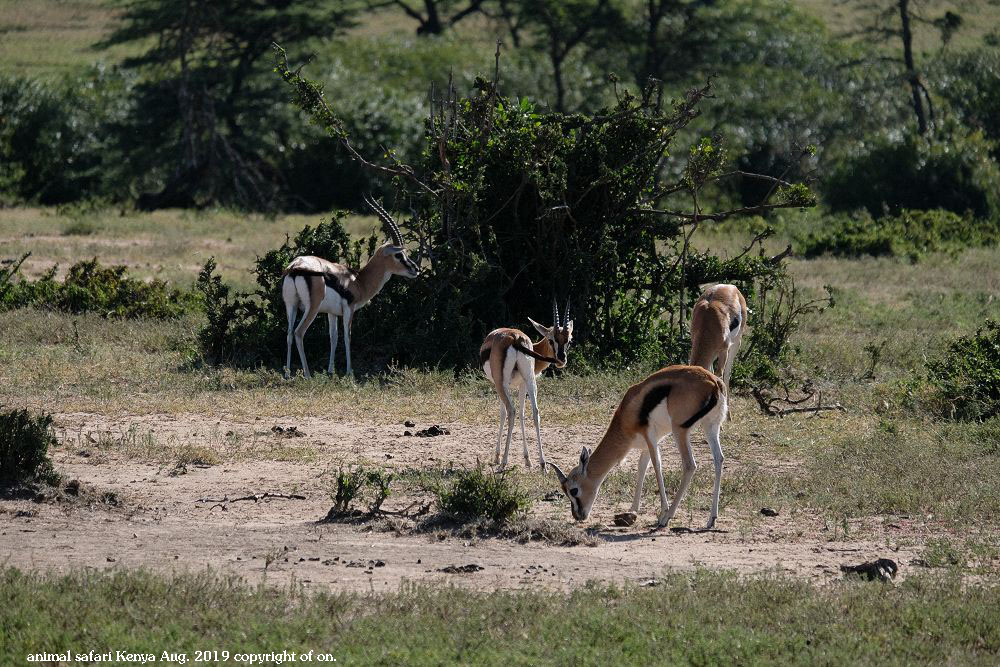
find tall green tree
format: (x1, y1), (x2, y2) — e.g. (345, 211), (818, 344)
(99, 0), (353, 210)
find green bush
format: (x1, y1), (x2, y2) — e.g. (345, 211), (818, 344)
(436, 467), (529, 525)
(0, 408), (60, 490)
(0, 256), (196, 319)
(801, 209), (1000, 261)
(823, 125), (1000, 220)
(926, 320), (1000, 421)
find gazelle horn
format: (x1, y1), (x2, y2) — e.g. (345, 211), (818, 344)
(563, 298), (571, 327)
(552, 297), (560, 328)
(546, 461), (568, 483)
(363, 194), (404, 247)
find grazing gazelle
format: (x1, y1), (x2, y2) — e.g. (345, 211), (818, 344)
(480, 299), (574, 472)
(282, 195), (419, 378)
(549, 365), (727, 529)
(689, 283), (747, 389)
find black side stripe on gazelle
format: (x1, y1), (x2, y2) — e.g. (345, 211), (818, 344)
(638, 384), (672, 426)
(286, 269), (355, 304)
(679, 392), (719, 429)
(511, 342), (560, 364)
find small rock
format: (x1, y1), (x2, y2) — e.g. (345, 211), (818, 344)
(403, 431), (412, 436)
(639, 578), (660, 587)
(614, 512), (637, 527)
(438, 564), (484, 574)
(64, 480), (81, 496)
(760, 507), (779, 517)
(404, 420), (416, 427)
(106, 557), (116, 562)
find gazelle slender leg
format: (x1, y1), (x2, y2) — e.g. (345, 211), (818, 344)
(500, 387), (516, 469)
(631, 449), (650, 514)
(661, 427), (697, 527)
(644, 429), (672, 526)
(527, 379), (545, 471)
(294, 310), (320, 379)
(284, 301), (297, 379)
(722, 331), (743, 388)
(705, 417), (725, 529)
(342, 307), (354, 378)
(495, 401), (506, 465)
(519, 386), (530, 467)
(327, 314), (339, 375)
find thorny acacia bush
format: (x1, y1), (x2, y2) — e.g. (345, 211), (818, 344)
(220, 47), (817, 376)
(436, 467), (529, 525)
(925, 320), (1000, 421)
(0, 408), (60, 491)
(0, 254), (196, 319)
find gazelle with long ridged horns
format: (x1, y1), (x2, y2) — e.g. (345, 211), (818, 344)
(689, 283), (747, 389)
(282, 195), (419, 378)
(549, 365), (727, 529)
(480, 299), (574, 472)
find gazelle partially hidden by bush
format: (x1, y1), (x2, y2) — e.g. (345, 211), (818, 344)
(480, 299), (574, 472)
(549, 365), (727, 529)
(689, 284), (747, 389)
(282, 195), (419, 378)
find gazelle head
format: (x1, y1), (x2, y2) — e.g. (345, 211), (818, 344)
(364, 194), (420, 279)
(548, 447), (599, 521)
(527, 297), (574, 367)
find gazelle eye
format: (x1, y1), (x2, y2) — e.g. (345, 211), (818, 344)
(394, 252), (403, 259)
(570, 488), (579, 497)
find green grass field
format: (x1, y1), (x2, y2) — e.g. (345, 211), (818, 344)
(4, 568), (999, 664)
(2, 0), (996, 77)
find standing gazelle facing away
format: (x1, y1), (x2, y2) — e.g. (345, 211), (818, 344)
(282, 195), (419, 378)
(689, 284), (747, 389)
(480, 299), (574, 472)
(550, 365), (727, 529)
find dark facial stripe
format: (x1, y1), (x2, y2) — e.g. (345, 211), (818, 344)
(638, 383), (672, 426)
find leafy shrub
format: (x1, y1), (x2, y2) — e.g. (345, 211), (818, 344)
(436, 467), (529, 525)
(0, 408), (60, 490)
(0, 68), (134, 206)
(197, 214), (373, 366)
(327, 466), (395, 516)
(926, 320), (1000, 421)
(0, 255), (196, 319)
(931, 47), (1000, 161)
(823, 125), (1000, 220)
(801, 209), (1000, 261)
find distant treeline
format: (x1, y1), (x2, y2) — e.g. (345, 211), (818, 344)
(0, 0), (998, 223)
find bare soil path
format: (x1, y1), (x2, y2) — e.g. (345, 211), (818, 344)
(0, 413), (923, 592)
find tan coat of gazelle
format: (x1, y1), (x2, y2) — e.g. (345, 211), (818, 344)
(480, 300), (573, 471)
(282, 196), (419, 378)
(550, 365), (727, 529)
(689, 284), (747, 389)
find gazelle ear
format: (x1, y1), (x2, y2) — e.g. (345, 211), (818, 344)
(565, 320), (574, 336)
(579, 446), (590, 470)
(527, 317), (549, 337)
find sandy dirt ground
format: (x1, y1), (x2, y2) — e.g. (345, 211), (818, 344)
(0, 413), (924, 592)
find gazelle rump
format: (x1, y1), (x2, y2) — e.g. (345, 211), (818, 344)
(689, 283), (747, 389)
(282, 195), (419, 378)
(550, 365), (728, 529)
(480, 299), (574, 471)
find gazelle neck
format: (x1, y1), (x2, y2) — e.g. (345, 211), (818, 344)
(585, 414), (632, 488)
(352, 255), (393, 308)
(532, 337), (555, 375)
